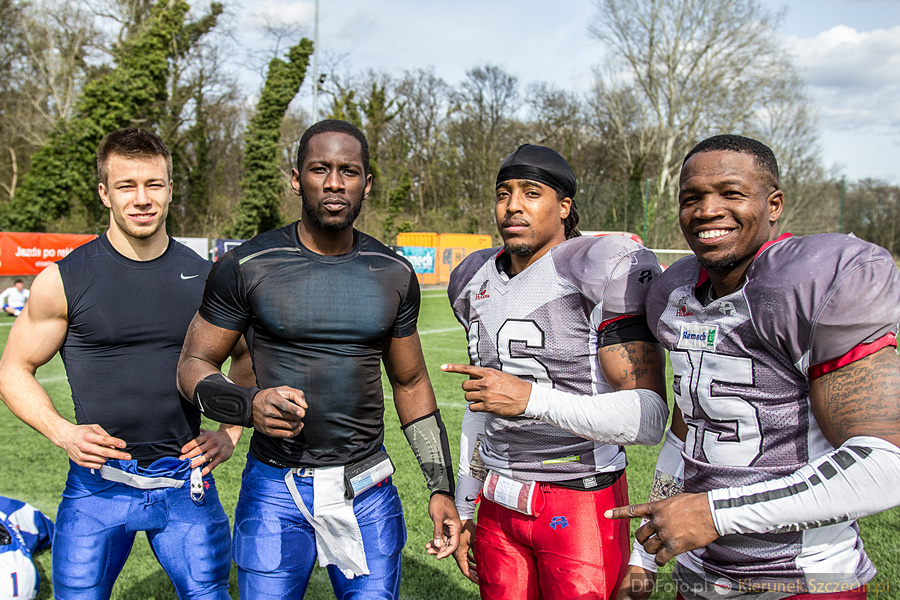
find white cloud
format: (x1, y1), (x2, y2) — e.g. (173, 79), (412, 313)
(787, 25), (900, 89)
(246, 0), (315, 32)
(784, 24), (900, 146)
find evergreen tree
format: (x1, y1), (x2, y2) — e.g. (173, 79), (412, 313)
(0, 0), (221, 232)
(228, 38), (314, 239)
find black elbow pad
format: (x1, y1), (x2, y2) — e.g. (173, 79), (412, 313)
(194, 373), (258, 428)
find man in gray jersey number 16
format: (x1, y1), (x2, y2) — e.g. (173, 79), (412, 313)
(610, 134), (900, 600)
(177, 119), (460, 599)
(441, 144), (670, 599)
(0, 128), (251, 599)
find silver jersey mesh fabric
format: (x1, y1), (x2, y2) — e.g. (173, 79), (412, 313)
(646, 233), (900, 590)
(448, 234), (661, 481)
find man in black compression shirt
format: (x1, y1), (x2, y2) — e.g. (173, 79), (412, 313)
(0, 128), (252, 599)
(177, 119), (460, 599)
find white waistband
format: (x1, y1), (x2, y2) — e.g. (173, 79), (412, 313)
(97, 465), (205, 501)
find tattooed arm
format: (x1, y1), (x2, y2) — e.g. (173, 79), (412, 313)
(599, 341), (667, 398)
(810, 346), (900, 448)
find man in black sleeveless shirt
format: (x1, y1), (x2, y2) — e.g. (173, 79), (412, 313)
(178, 120), (460, 599)
(0, 128), (251, 599)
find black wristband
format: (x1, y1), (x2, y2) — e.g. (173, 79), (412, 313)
(194, 373), (259, 427)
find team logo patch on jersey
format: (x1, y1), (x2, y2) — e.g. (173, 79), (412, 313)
(675, 294), (695, 317)
(718, 301), (736, 316)
(676, 303), (694, 317)
(475, 280), (490, 300)
(549, 516), (569, 530)
(677, 322), (719, 351)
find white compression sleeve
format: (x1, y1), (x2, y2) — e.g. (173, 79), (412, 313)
(455, 406), (488, 520)
(629, 429), (685, 572)
(710, 435), (900, 536)
(523, 385), (668, 446)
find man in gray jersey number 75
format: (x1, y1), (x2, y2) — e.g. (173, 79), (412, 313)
(610, 135), (900, 600)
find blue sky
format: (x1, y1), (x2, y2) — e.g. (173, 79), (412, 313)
(227, 0), (900, 183)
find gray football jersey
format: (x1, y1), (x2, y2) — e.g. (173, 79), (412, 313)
(449, 235), (661, 481)
(646, 233), (900, 590)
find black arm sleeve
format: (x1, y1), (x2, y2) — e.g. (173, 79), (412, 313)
(598, 315), (657, 347)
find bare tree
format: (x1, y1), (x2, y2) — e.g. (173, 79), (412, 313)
(0, 0), (99, 203)
(448, 65), (521, 232)
(589, 0), (804, 244)
(0, 0), (25, 201)
(19, 1), (97, 140)
(748, 70), (826, 233)
(525, 83), (586, 163)
(393, 68), (453, 216)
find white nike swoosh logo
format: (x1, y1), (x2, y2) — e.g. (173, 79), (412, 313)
(181, 273), (200, 280)
(369, 265), (387, 272)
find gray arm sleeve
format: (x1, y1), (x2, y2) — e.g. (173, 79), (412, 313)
(710, 436), (900, 535)
(523, 385), (668, 446)
(401, 409), (455, 497)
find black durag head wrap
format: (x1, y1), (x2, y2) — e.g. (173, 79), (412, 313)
(496, 144), (577, 200)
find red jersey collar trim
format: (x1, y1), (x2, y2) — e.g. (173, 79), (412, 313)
(756, 232), (792, 258)
(695, 269), (709, 289)
(596, 314), (630, 332)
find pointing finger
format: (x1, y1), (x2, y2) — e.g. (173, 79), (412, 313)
(441, 363), (485, 378)
(605, 503), (653, 520)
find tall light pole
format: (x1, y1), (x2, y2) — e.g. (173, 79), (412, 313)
(311, 0), (320, 122)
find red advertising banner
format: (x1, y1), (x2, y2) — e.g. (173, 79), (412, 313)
(0, 232), (97, 275)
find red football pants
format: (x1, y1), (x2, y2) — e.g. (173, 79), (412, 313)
(474, 474), (630, 600)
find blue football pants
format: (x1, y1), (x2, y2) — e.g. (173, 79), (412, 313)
(233, 455), (407, 599)
(52, 459), (231, 600)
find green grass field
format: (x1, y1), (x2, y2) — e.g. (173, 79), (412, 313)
(1, 290), (898, 599)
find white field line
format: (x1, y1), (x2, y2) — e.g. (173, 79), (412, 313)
(418, 327), (460, 335)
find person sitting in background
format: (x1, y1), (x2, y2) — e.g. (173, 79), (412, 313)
(0, 279), (29, 316)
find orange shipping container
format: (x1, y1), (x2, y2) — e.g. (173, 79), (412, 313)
(396, 232), (492, 286)
(435, 233), (492, 285)
(395, 232), (440, 285)
(395, 232), (438, 248)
